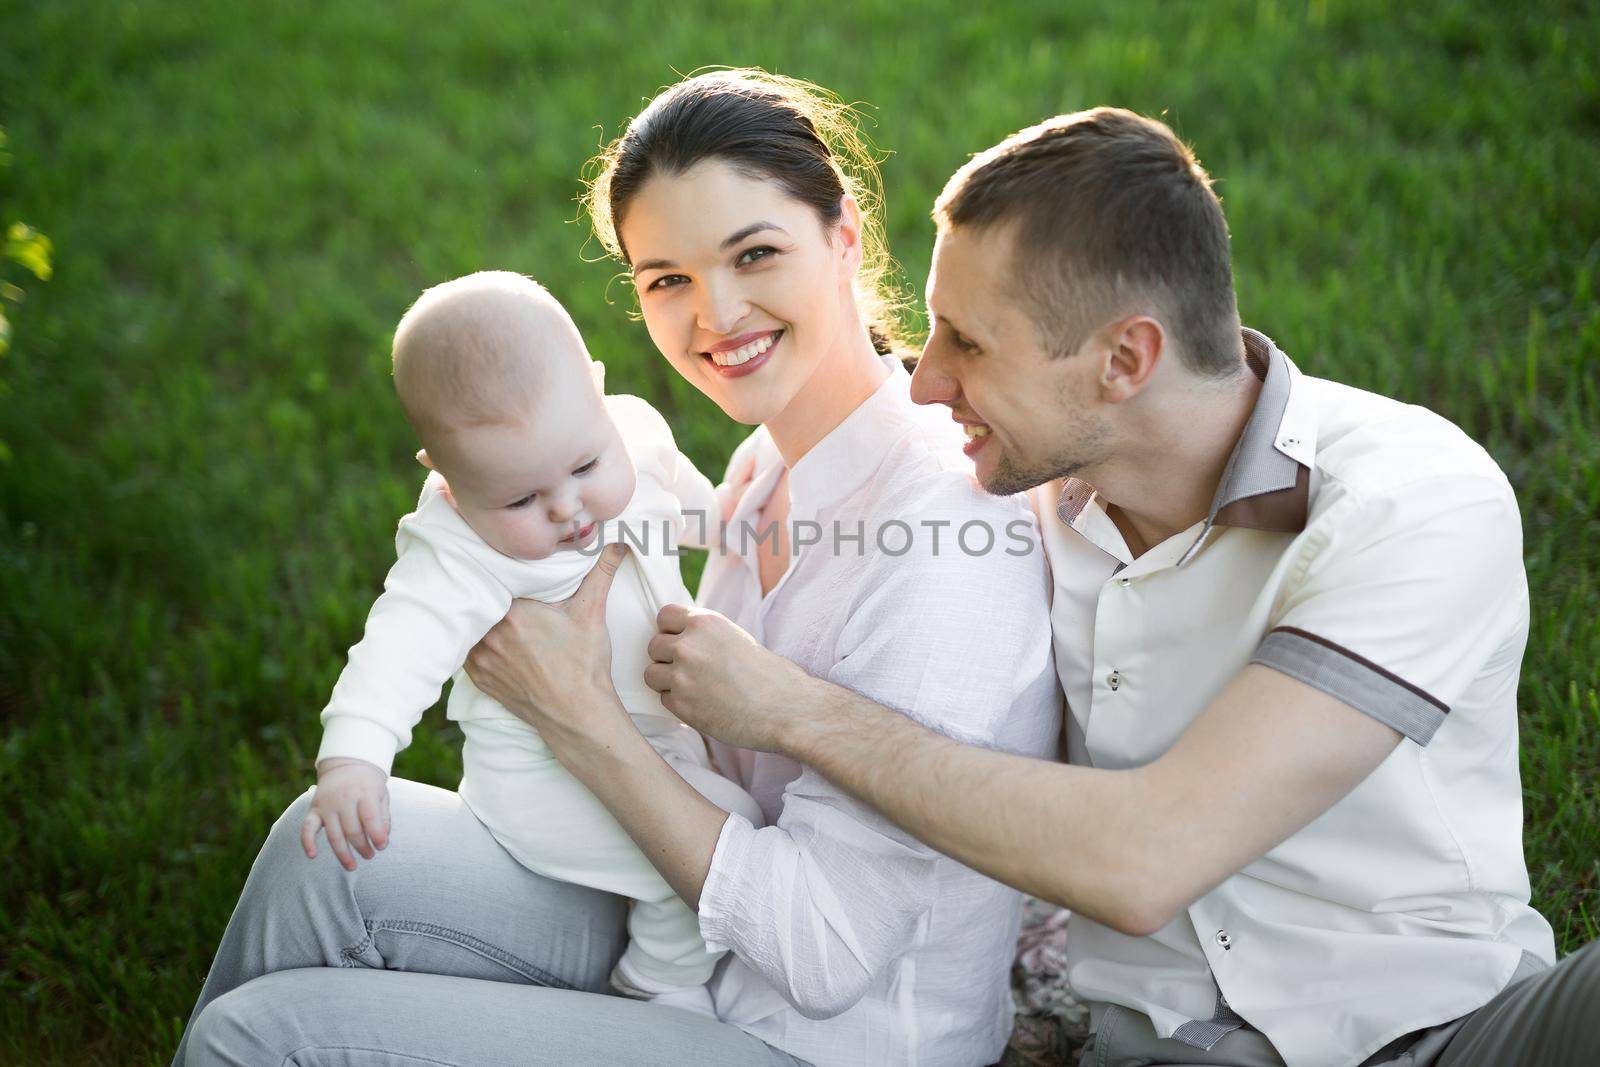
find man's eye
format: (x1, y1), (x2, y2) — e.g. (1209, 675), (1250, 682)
(951, 331), (980, 354)
(645, 274), (688, 292)
(506, 493), (537, 510)
(573, 458), (599, 476)
(737, 246), (777, 266)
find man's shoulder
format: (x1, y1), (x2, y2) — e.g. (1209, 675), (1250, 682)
(1303, 374), (1513, 514)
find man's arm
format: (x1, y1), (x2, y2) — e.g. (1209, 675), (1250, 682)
(649, 608), (1400, 936)
(791, 663), (1399, 934)
(651, 468), (1525, 933)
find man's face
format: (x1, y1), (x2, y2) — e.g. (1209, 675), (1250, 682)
(912, 223), (1113, 495)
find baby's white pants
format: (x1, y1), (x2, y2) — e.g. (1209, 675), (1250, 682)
(457, 714), (763, 1003)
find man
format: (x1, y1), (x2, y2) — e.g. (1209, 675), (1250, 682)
(644, 109), (1598, 1065)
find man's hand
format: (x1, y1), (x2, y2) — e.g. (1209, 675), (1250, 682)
(302, 757), (390, 870)
(644, 604), (818, 752)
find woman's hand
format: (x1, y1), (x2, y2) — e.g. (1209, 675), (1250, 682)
(644, 604), (821, 753)
(464, 543), (631, 754)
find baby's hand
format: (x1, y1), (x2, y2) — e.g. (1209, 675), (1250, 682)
(715, 445), (759, 526)
(301, 757), (391, 870)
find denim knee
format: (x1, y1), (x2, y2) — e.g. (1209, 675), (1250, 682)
(241, 786), (352, 914)
(184, 983), (282, 1066)
(274, 785), (317, 839)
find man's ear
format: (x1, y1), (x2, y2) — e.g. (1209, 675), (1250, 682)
(1100, 316), (1165, 403)
(416, 449), (435, 471)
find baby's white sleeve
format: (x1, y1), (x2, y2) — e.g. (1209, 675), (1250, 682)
(317, 512), (513, 773)
(605, 393), (720, 548)
(667, 450), (719, 550)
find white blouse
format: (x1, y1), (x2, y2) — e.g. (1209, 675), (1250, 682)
(695, 358), (1063, 1067)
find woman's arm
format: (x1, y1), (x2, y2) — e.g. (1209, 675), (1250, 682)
(464, 537), (1014, 1020)
(461, 544), (729, 908)
(664, 503), (1057, 1017)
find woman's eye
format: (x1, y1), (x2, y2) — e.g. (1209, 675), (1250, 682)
(737, 246), (777, 267)
(506, 493), (537, 510)
(645, 274), (688, 292)
(573, 458), (599, 476)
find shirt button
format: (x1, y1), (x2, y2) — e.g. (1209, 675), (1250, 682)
(1107, 670), (1122, 691)
(1119, 577), (1132, 587)
(1215, 929), (1232, 951)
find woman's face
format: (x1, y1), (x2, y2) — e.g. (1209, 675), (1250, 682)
(620, 160), (858, 426)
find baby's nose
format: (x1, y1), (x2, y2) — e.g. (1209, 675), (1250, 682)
(546, 493), (580, 523)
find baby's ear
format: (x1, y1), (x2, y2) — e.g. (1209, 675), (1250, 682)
(415, 449), (435, 471)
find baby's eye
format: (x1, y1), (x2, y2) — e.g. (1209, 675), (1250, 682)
(645, 274), (688, 292)
(573, 458), (600, 476)
(505, 493), (537, 510)
(737, 246), (777, 267)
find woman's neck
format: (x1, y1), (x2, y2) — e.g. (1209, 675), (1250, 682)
(765, 321), (890, 468)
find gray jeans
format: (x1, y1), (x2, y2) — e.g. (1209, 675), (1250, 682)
(1081, 940), (1600, 1067)
(174, 778), (809, 1066)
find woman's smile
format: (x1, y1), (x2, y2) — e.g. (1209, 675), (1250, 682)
(703, 329), (783, 378)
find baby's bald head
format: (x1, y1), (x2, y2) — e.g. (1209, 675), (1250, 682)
(392, 272), (598, 463)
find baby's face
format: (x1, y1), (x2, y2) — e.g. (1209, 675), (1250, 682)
(434, 385), (637, 560)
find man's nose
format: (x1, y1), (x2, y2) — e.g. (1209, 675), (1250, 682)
(909, 346), (958, 407)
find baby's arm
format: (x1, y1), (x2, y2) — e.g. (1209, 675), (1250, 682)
(306, 498), (513, 868)
(667, 448), (720, 549)
(712, 431), (763, 530)
(604, 393), (722, 548)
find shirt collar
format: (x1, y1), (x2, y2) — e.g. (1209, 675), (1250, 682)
(1205, 329), (1313, 532)
(1056, 328), (1315, 565)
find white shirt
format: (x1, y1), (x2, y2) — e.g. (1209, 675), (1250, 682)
(317, 393), (719, 772)
(1033, 329), (1555, 1067)
(695, 358), (1063, 1067)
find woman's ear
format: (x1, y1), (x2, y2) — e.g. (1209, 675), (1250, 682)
(835, 194), (864, 275)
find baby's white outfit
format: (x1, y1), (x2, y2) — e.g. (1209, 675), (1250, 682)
(315, 389), (763, 1009)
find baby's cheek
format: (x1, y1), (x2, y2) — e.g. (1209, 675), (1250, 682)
(486, 513), (552, 561)
(595, 468), (637, 521)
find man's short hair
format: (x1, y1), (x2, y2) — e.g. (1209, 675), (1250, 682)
(934, 107), (1242, 376)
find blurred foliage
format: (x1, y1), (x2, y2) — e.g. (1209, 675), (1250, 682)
(0, 126), (55, 463)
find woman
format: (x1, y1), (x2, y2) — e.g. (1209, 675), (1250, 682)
(176, 70), (1060, 1067)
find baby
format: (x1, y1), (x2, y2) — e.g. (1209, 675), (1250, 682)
(302, 270), (762, 1015)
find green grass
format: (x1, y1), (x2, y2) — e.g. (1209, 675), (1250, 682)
(2, 0), (1597, 1061)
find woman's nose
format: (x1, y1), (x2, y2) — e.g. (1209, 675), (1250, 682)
(695, 277), (749, 336)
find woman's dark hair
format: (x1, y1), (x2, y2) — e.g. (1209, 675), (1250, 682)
(584, 69), (909, 355)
